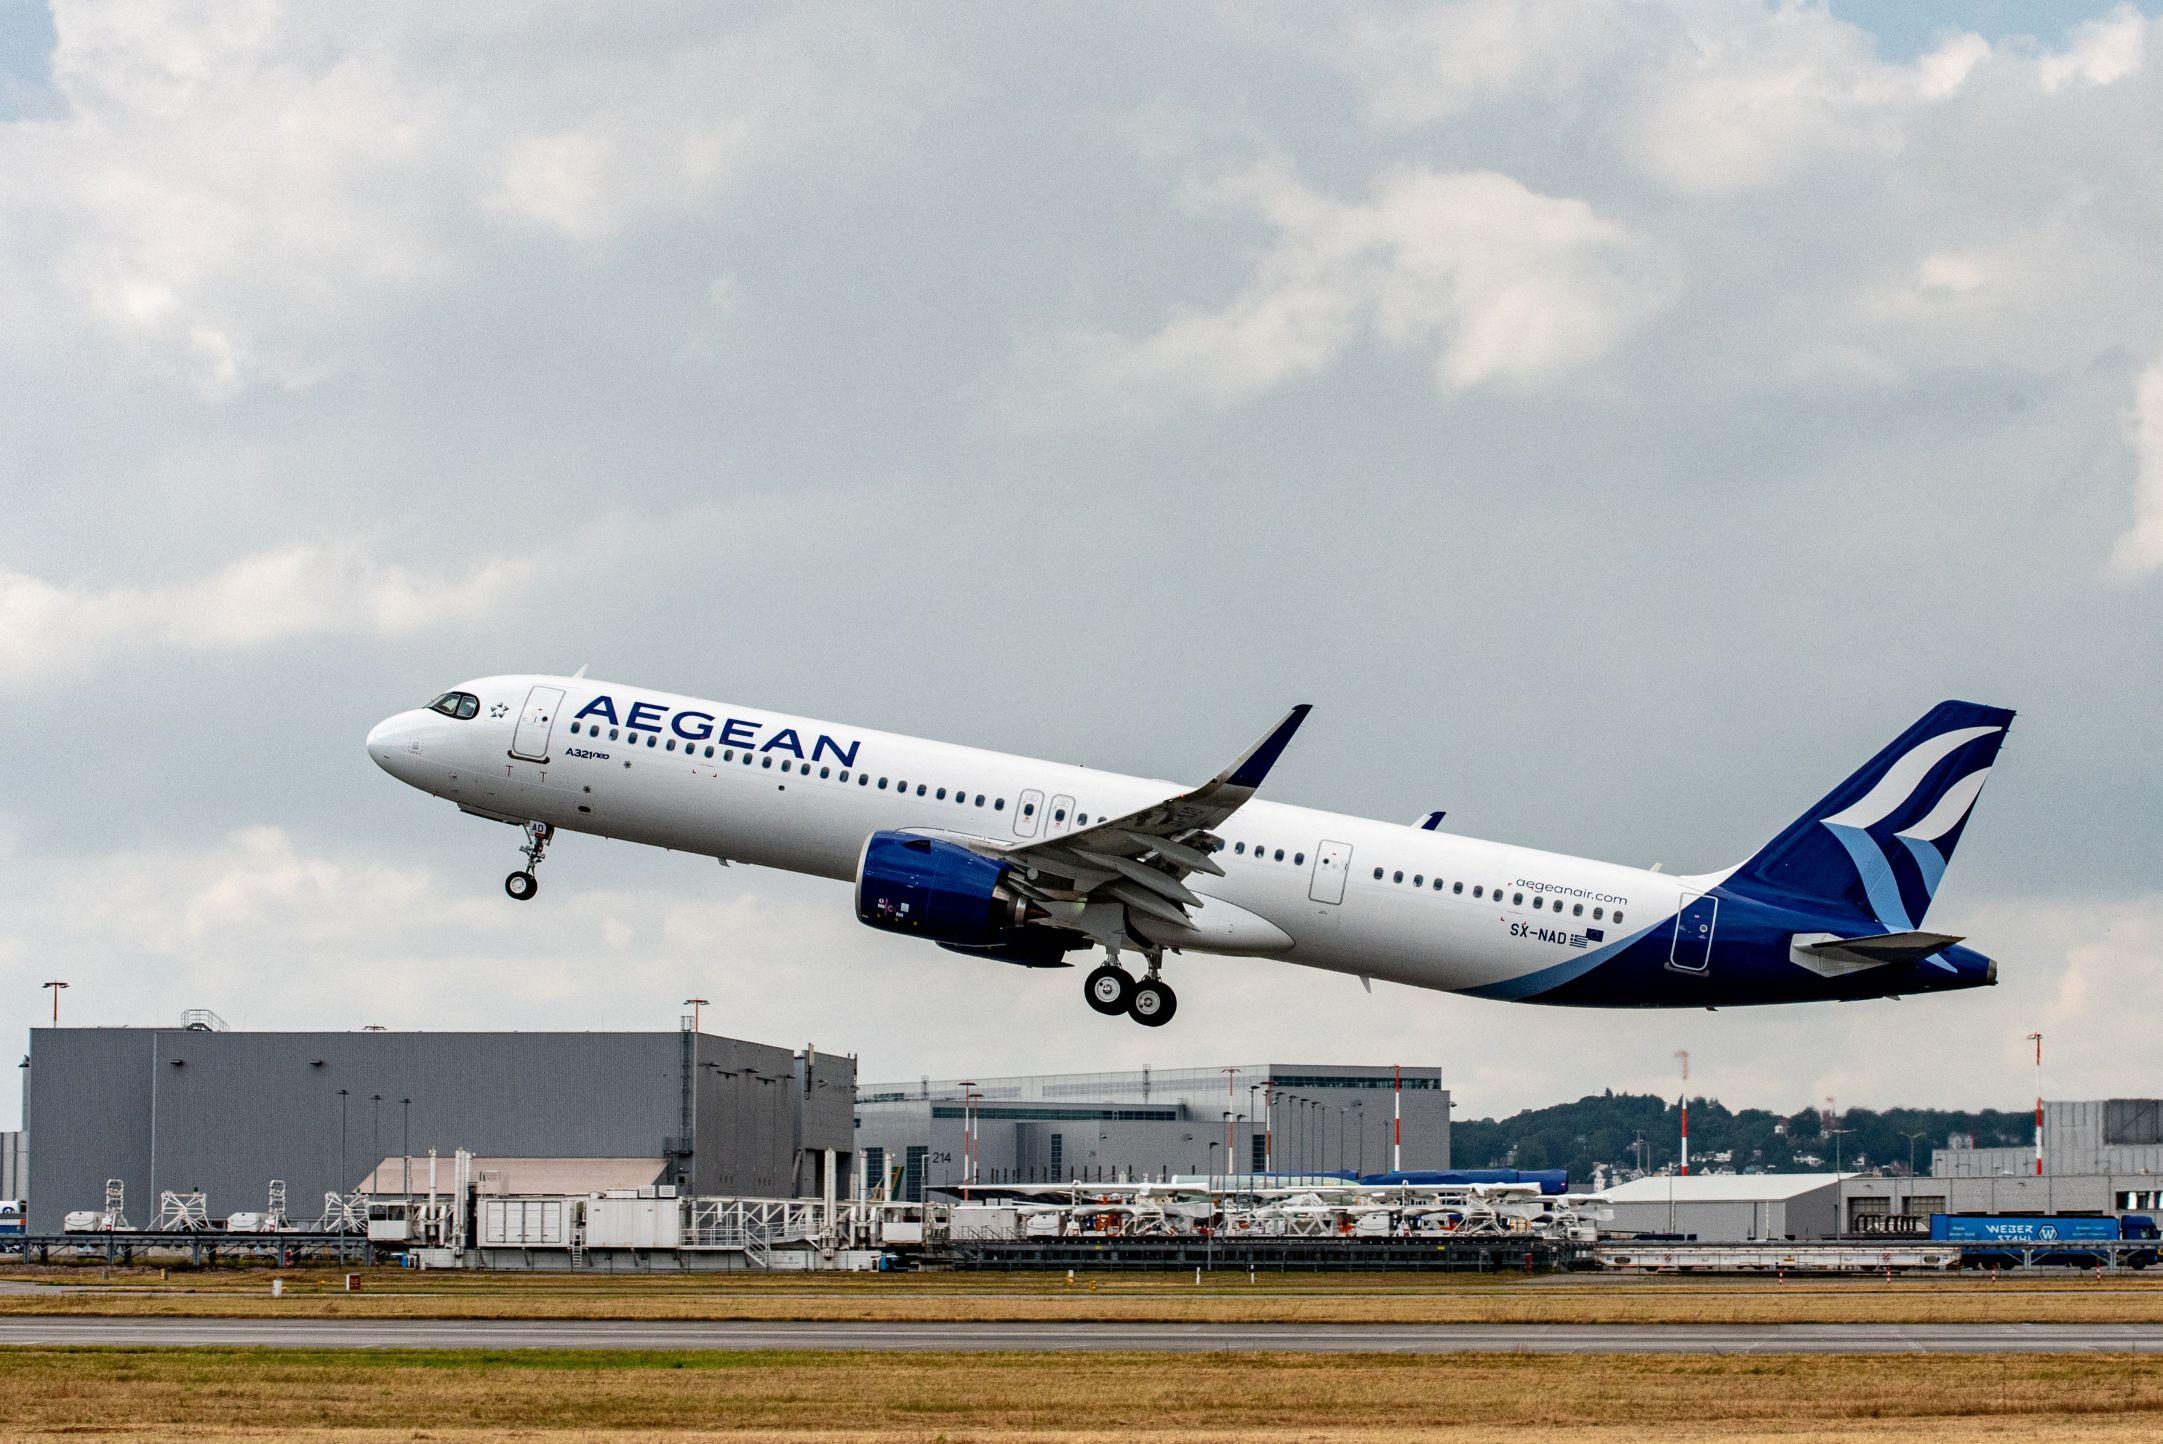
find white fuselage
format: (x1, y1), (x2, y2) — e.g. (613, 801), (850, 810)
(369, 675), (1678, 998)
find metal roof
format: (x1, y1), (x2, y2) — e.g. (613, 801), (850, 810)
(357, 1156), (668, 1195)
(1596, 1172), (1852, 1203)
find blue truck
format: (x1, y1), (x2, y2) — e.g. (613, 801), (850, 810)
(1930, 1213), (2159, 1267)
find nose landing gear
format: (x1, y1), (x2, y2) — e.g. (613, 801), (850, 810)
(1082, 949), (1176, 1026)
(505, 820), (553, 901)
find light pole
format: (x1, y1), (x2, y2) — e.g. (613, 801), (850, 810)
(1350, 1100), (1365, 1178)
(371, 1094), (384, 1183)
(685, 998), (709, 1034)
(1221, 1067), (1240, 1173)
(959, 1081), (979, 1198)
(41, 980), (67, 1025)
(401, 1097), (413, 1200)
(2024, 1024), (2041, 1175)
(1904, 1130), (1927, 1216)
(337, 1089), (350, 1190)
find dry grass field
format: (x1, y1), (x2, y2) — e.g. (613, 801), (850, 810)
(7, 1265), (2163, 1325)
(1, 1347), (2161, 1444)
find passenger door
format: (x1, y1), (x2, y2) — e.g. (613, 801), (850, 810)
(1014, 789), (1045, 838)
(510, 685), (566, 763)
(1046, 794), (1076, 837)
(1309, 840), (1352, 904)
(1668, 891), (1718, 973)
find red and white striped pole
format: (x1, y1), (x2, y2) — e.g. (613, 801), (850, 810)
(1392, 1065), (1402, 1173)
(1676, 1050), (1690, 1177)
(2027, 1032), (2044, 1176)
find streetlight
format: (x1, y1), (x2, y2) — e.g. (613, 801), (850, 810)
(337, 1089), (350, 1190)
(41, 981), (67, 1025)
(401, 1098), (413, 1200)
(1350, 1100), (1365, 1177)
(1222, 1112), (1234, 1185)
(1904, 1130), (1928, 1217)
(684, 998), (709, 1034)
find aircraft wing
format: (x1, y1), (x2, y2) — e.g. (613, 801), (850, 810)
(989, 705), (1310, 949)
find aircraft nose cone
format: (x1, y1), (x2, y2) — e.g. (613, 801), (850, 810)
(366, 714), (414, 775)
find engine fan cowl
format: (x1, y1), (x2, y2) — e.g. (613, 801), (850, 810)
(855, 831), (1027, 944)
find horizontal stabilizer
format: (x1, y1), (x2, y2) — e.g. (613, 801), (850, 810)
(1802, 930), (1964, 965)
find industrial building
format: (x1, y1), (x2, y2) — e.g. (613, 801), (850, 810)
(855, 1064), (1449, 1201)
(1841, 1097), (2163, 1231)
(1595, 1173), (1847, 1242)
(19, 1019), (852, 1234)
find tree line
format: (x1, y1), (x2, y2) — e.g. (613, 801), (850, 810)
(1452, 1090), (2034, 1185)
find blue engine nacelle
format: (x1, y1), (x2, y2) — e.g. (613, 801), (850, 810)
(856, 831), (1073, 965)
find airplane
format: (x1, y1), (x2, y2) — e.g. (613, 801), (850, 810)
(367, 677), (2011, 1025)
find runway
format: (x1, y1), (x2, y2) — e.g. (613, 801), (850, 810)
(3, 1317), (2161, 1354)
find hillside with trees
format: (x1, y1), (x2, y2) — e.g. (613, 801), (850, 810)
(1452, 1091), (2034, 1185)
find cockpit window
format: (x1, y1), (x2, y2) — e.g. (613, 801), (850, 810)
(429, 692), (480, 720)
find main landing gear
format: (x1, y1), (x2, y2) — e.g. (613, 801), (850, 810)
(1084, 952), (1176, 1027)
(505, 820), (553, 901)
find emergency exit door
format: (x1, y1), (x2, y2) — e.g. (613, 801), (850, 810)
(1309, 840), (1352, 904)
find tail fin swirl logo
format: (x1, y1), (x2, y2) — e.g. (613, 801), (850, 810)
(1720, 701), (2014, 928)
(1819, 725), (2000, 929)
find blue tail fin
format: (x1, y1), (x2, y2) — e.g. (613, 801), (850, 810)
(1720, 701), (2015, 927)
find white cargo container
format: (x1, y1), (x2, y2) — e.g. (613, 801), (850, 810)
(480, 1197), (569, 1247)
(584, 1193), (682, 1249)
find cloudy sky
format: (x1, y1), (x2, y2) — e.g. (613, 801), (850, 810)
(5, 0), (2161, 1131)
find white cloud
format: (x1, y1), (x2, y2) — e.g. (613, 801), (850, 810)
(2107, 362), (2163, 579)
(1338, 1), (1627, 130)
(0, 3), (935, 396)
(1028, 161), (1668, 416)
(2039, 4), (2149, 92)
(0, 542), (537, 688)
(1627, 13), (1989, 195)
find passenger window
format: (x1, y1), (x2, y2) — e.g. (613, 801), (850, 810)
(1614, 911), (1624, 924)
(1237, 844), (1248, 855)
(1573, 903), (1583, 916)
(1453, 882), (1462, 894)
(1294, 852), (1305, 865)
(1512, 892), (1523, 906)
(666, 739), (677, 752)
(1413, 874), (1423, 887)
(877, 778), (888, 789)
(609, 729), (620, 741)
(917, 784), (928, 797)
(1432, 879), (1443, 891)
(994, 798), (1004, 810)
(1532, 896), (1542, 909)
(1593, 907), (1603, 920)
(821, 767), (831, 779)
(781, 760), (792, 772)
(704, 746), (714, 759)
(646, 735), (657, 748)
(1473, 886), (1484, 898)
(762, 757), (772, 768)
(1392, 871), (1403, 883)
(975, 794), (986, 807)
(936, 788), (946, 800)
(859, 775), (870, 786)
(1022, 802), (1034, 816)
(839, 770), (849, 782)
(1077, 812), (1088, 824)
(1373, 867), (1384, 879)
(569, 722), (581, 736)
(1273, 849), (1285, 861)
